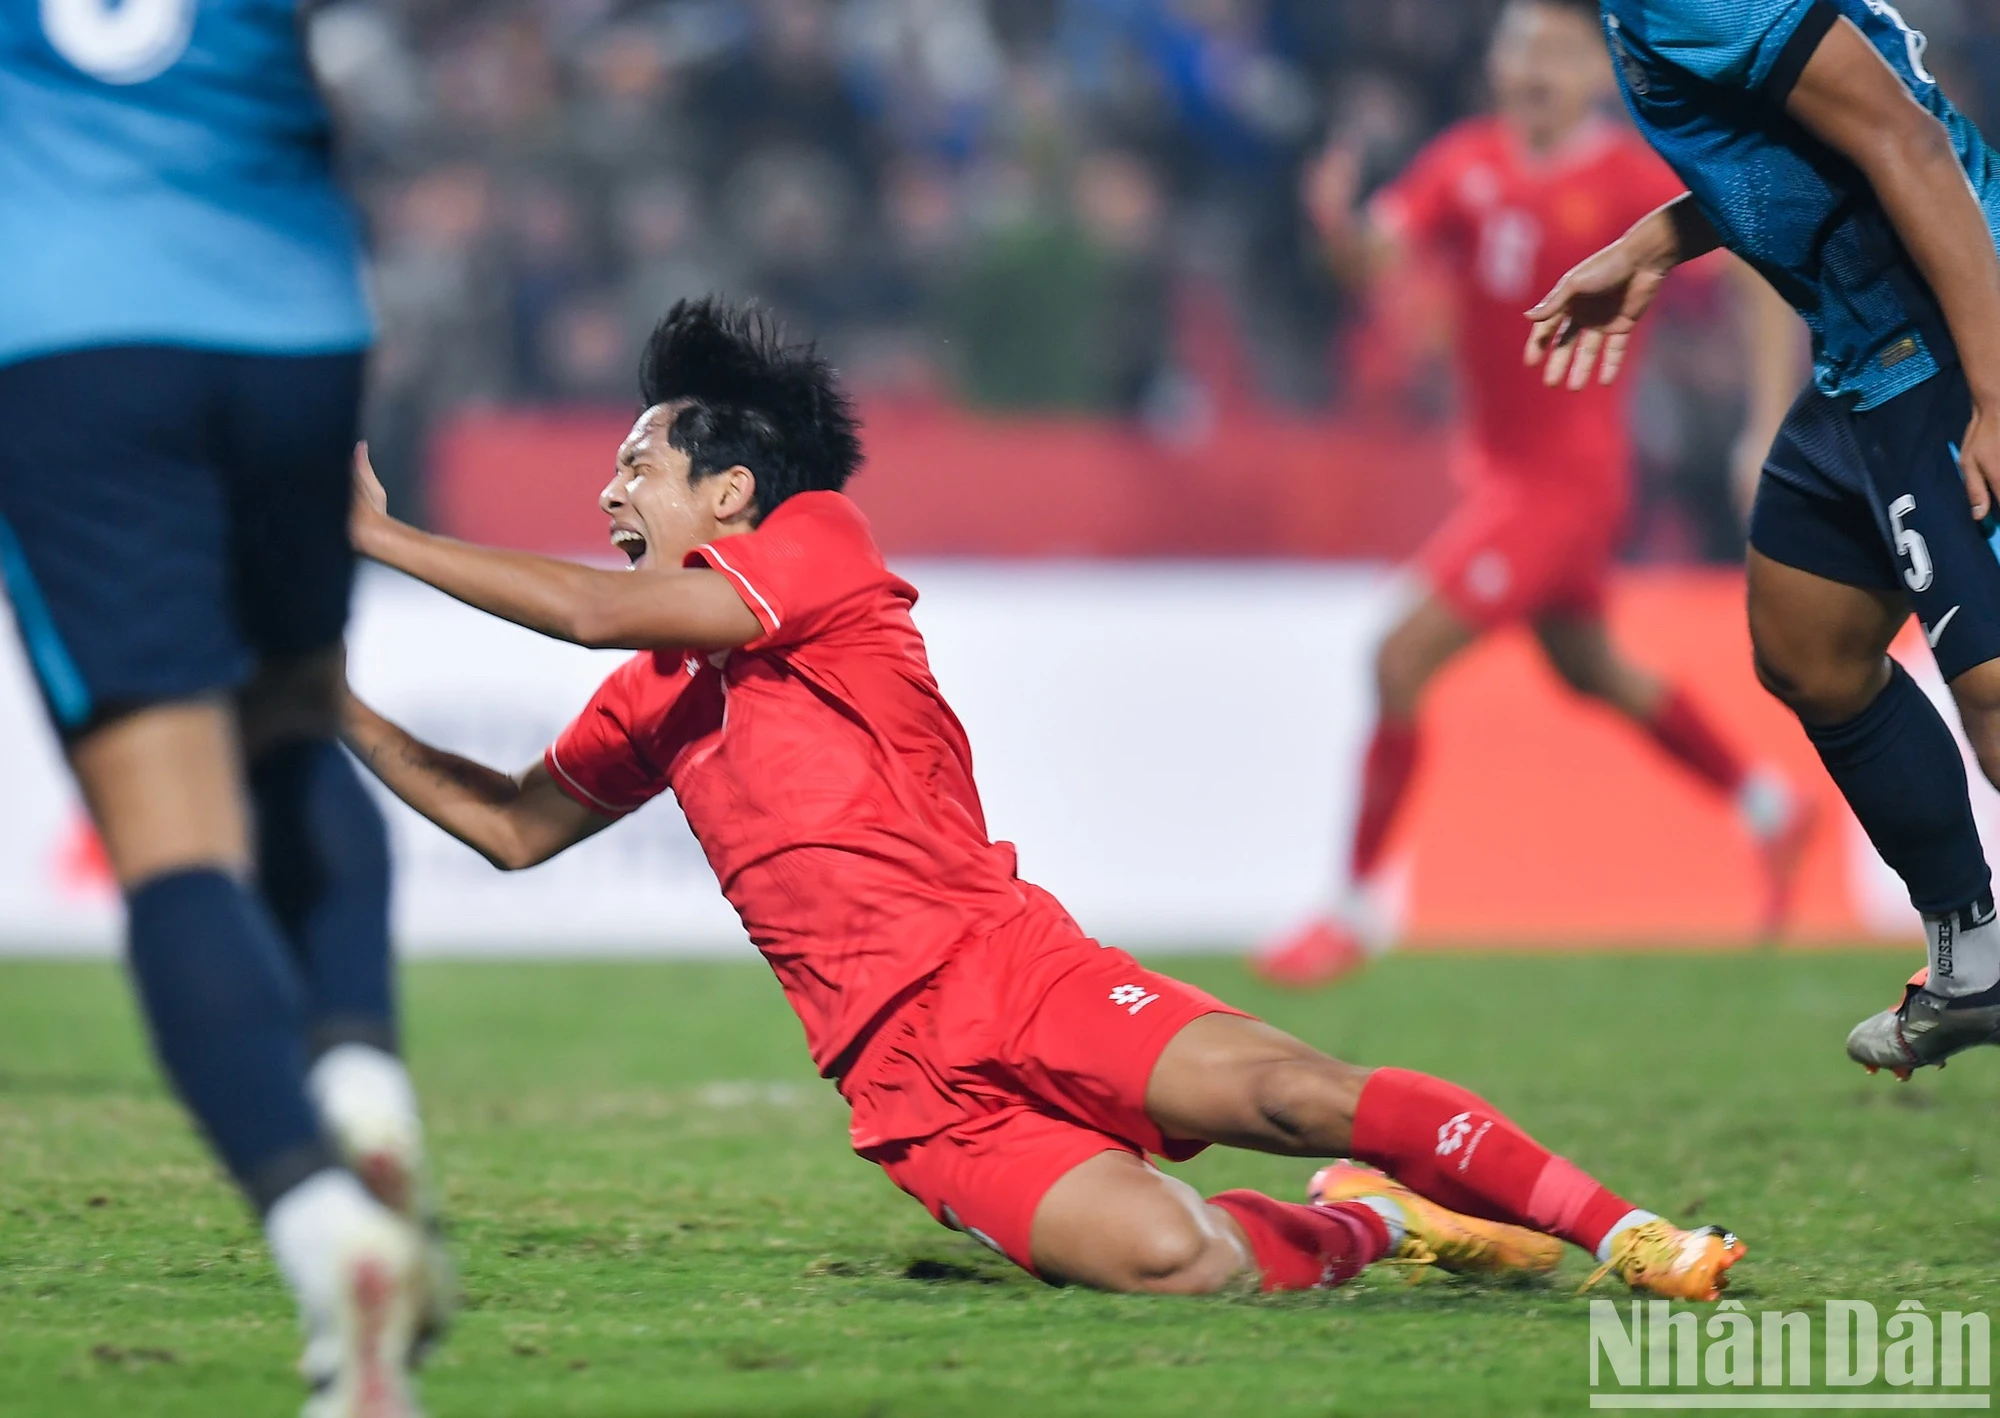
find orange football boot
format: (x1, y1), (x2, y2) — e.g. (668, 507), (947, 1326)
(1309, 1162), (1563, 1277)
(1583, 1219), (1746, 1302)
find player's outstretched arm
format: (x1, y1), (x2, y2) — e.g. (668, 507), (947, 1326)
(1301, 140), (1402, 286)
(351, 446), (763, 652)
(342, 691), (613, 870)
(1524, 195), (1720, 390)
(1784, 18), (2000, 519)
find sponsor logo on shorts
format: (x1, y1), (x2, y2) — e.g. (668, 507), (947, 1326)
(1108, 984), (1161, 1016)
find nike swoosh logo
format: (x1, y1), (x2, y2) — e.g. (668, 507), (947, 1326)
(1928, 605), (1962, 648)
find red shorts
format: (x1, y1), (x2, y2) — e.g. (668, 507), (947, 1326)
(1420, 447), (1628, 628)
(837, 888), (1245, 1276)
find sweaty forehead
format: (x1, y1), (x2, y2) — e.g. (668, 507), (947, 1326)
(621, 403), (688, 463)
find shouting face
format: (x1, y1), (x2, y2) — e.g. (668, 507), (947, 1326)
(598, 403), (755, 570)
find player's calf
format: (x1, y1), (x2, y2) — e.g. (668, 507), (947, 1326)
(1948, 659), (2000, 796)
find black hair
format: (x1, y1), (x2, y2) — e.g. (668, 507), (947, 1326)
(1518, 0), (1600, 17)
(637, 297), (862, 523)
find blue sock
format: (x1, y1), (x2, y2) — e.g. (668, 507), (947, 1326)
(125, 869), (335, 1211)
(1805, 661), (1992, 915)
(250, 739), (398, 1058)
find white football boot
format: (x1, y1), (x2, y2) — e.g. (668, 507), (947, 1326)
(268, 1172), (425, 1418)
(308, 1045), (456, 1355)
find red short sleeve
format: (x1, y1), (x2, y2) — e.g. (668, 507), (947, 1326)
(685, 492), (898, 652)
(544, 653), (676, 816)
(1371, 127), (1476, 250)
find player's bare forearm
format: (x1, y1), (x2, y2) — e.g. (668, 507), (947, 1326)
(342, 692), (609, 870)
(356, 516), (760, 652)
(1525, 196), (1717, 390)
(1788, 18), (2000, 513)
(1630, 194), (1722, 271)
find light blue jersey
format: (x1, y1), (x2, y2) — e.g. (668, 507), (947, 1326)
(0, 0), (371, 367)
(1603, 0), (2000, 410)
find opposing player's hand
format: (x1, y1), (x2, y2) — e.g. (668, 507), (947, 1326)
(1301, 140), (1364, 240)
(1524, 239), (1672, 391)
(1957, 406), (2000, 522)
(350, 441), (391, 554)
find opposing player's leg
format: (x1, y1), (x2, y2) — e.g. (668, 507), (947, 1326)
(227, 350), (454, 1359)
(1532, 611), (1813, 933)
(1142, 1012), (1742, 1299)
(1255, 590), (1475, 987)
(241, 647), (454, 1352)
(1748, 549), (2000, 1071)
(0, 346), (426, 1414)
(67, 700), (424, 1416)
(1751, 378), (2000, 1074)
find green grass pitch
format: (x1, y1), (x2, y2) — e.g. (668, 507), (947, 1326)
(4, 949), (1999, 1417)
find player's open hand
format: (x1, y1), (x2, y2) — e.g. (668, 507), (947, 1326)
(1525, 239), (1672, 391)
(350, 441), (391, 553)
(1957, 406), (2000, 522)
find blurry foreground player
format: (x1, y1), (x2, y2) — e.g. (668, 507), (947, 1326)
(0, 3), (443, 1412)
(1526, 0), (2000, 1078)
(343, 297), (1742, 1302)
(1258, 0), (1813, 987)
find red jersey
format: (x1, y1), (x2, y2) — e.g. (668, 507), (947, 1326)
(543, 492), (1031, 1075)
(1371, 115), (1685, 478)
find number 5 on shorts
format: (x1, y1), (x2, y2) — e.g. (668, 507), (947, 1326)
(1889, 494), (1933, 593)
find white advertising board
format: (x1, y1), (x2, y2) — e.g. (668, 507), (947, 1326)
(0, 563), (1397, 955)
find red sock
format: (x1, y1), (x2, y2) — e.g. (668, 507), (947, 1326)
(1645, 685), (1746, 795)
(1349, 1067), (1639, 1255)
(1350, 717), (1421, 880)
(1207, 1190), (1390, 1292)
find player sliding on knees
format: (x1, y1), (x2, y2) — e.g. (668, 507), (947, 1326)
(1527, 0), (2000, 1079)
(342, 297), (1740, 1300)
(1260, 0), (1814, 987)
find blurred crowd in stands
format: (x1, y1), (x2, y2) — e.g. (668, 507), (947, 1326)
(317, 0), (2000, 560)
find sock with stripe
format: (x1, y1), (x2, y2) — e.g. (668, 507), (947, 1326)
(1350, 1066), (1643, 1255)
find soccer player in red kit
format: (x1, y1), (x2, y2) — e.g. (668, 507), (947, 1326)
(1258, 0), (1815, 987)
(342, 298), (1743, 1300)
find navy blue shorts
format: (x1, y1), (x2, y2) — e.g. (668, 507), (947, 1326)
(1751, 365), (2000, 682)
(0, 346), (364, 737)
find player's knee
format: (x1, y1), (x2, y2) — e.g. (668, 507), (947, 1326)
(1952, 680), (2000, 791)
(1751, 642), (1883, 724)
(1108, 1216), (1238, 1295)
